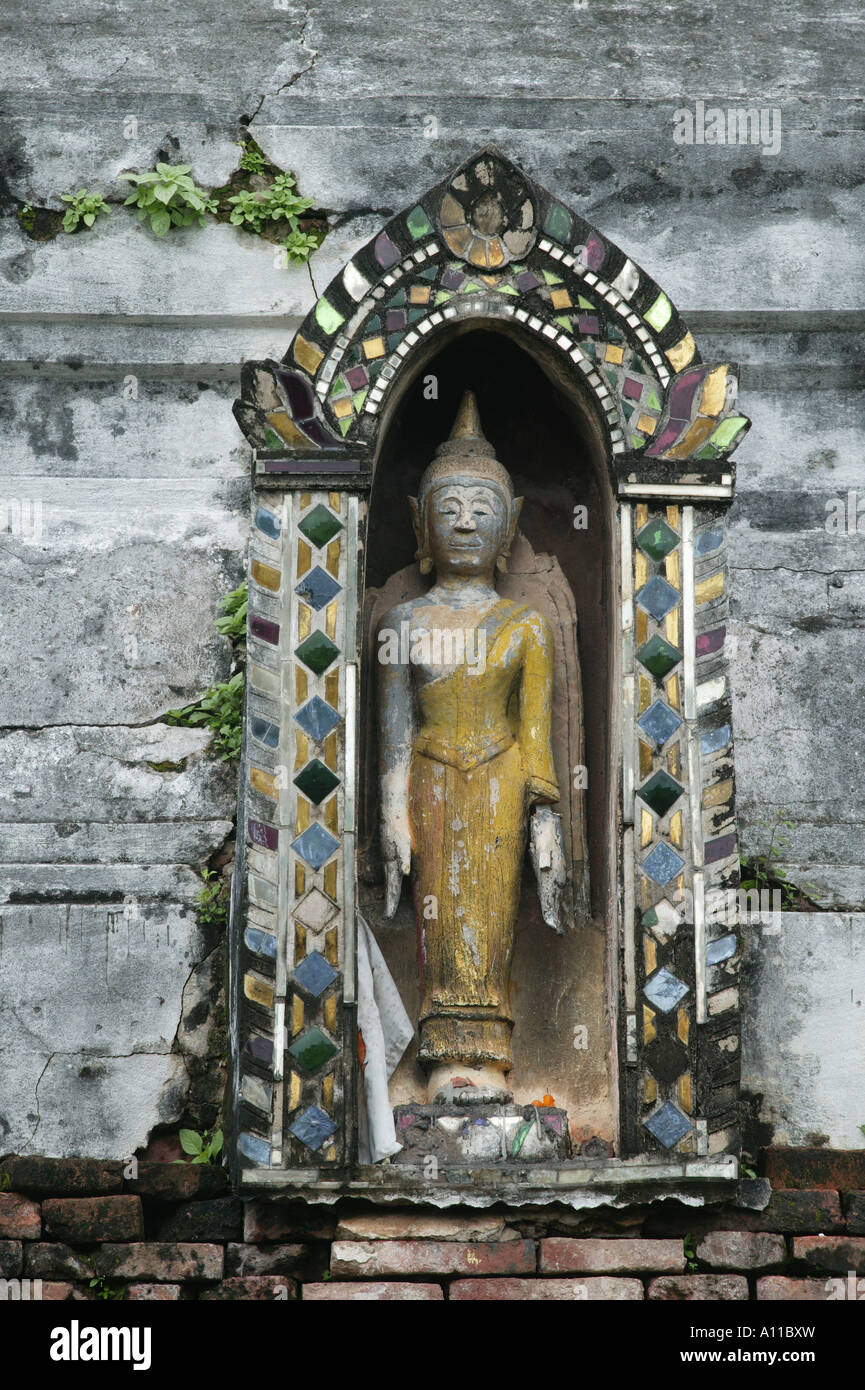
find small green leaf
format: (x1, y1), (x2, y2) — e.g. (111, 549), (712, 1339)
(179, 1128), (204, 1154)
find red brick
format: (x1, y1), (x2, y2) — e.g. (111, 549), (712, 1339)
(0, 1193), (40, 1240)
(793, 1236), (865, 1273)
(757, 1276), (839, 1301)
(41, 1282), (88, 1301)
(330, 1239), (536, 1279)
(648, 1275), (749, 1300)
(127, 1284), (182, 1301)
(24, 1243), (95, 1280)
(1, 1158), (122, 1195)
(763, 1147), (865, 1191)
(43, 1196), (143, 1244)
(335, 1212), (510, 1241)
(450, 1277), (643, 1300)
(154, 1197), (242, 1243)
(845, 1192), (865, 1233)
(225, 1242), (324, 1279)
(304, 1281), (444, 1301)
(540, 1237), (683, 1275)
(243, 1200), (336, 1243)
(0, 1241), (23, 1276)
(91, 1242), (223, 1282)
(696, 1231), (786, 1271)
(126, 1162), (228, 1202)
(200, 1276), (298, 1300)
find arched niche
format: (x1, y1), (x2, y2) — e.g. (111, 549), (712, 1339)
(230, 146), (750, 1203)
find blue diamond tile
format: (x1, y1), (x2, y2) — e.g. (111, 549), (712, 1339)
(700, 724), (730, 756)
(291, 822), (340, 871)
(290, 1104), (337, 1152)
(239, 1131), (272, 1165)
(695, 527), (723, 556)
(638, 700), (683, 748)
(644, 1102), (691, 1149)
(642, 842), (685, 885)
(293, 949), (338, 998)
(294, 696), (341, 743)
(255, 506), (282, 540)
(644, 967), (689, 1013)
(295, 564), (342, 612)
(706, 933), (737, 965)
(636, 574), (680, 622)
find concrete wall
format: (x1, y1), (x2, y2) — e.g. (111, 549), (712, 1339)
(1, 1), (862, 1156)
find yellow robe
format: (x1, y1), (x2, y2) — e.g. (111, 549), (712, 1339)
(408, 599), (559, 1069)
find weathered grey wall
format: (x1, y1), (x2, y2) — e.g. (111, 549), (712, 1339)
(1, 1), (862, 1156)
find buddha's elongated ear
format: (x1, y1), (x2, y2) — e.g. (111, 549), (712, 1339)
(496, 496), (523, 574)
(408, 495), (434, 575)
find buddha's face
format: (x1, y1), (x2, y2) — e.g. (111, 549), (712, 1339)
(425, 480), (510, 578)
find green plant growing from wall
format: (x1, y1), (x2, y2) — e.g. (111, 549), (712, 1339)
(89, 1277), (125, 1301)
(214, 581), (248, 643)
(197, 866), (230, 929)
(227, 170), (320, 263)
(175, 1128), (224, 1165)
(17, 204), (36, 233)
(61, 189), (111, 233)
(166, 670), (244, 761)
(121, 163), (217, 236)
(238, 140), (268, 175)
(740, 810), (817, 910)
(683, 1233), (699, 1271)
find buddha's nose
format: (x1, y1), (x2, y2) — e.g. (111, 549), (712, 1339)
(455, 509), (476, 531)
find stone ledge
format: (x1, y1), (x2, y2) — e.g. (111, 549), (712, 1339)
(449, 1276), (643, 1300)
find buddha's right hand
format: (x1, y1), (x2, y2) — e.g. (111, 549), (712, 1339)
(381, 820), (411, 920)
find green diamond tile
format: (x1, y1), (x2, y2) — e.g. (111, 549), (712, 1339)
(638, 518), (679, 561)
(294, 758), (340, 805)
(637, 769), (683, 818)
(288, 1026), (339, 1073)
(295, 630), (340, 675)
(638, 634), (682, 680)
(298, 504), (343, 549)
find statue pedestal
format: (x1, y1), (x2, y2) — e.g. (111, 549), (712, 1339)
(392, 1103), (572, 1165)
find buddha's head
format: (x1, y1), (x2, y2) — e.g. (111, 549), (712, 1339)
(409, 391), (523, 578)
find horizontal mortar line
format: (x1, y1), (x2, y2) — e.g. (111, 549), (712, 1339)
(0, 312), (300, 328)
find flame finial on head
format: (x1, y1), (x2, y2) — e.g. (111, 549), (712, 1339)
(418, 390), (514, 502)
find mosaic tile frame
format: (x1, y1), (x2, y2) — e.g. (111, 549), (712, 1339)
(230, 148), (749, 1187)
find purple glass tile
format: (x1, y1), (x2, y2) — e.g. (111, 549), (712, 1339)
(263, 456), (363, 473)
(250, 615), (280, 645)
(645, 421), (684, 457)
(345, 365), (369, 390)
(623, 378), (643, 401)
(668, 368), (704, 422)
(295, 417), (343, 448)
(248, 818), (278, 851)
(515, 270), (542, 292)
(705, 833), (737, 863)
(245, 1034), (273, 1064)
(577, 313), (599, 335)
(386, 308), (407, 332)
(580, 234), (605, 271)
(696, 625), (726, 656)
(374, 231), (401, 268)
(275, 369), (315, 421)
(442, 267), (465, 291)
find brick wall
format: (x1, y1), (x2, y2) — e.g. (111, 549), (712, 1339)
(1, 1150), (863, 1301)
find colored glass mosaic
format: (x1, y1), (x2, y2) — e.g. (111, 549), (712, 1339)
(294, 887), (338, 930)
(637, 770), (683, 818)
(695, 528), (723, 556)
(707, 934), (737, 965)
(250, 616), (279, 645)
(638, 700), (682, 748)
(245, 1034), (273, 1064)
(239, 1131), (271, 1164)
(644, 1102), (690, 1149)
(245, 926), (277, 959)
(644, 968), (689, 1013)
(255, 506), (281, 540)
(288, 1026), (339, 1073)
(250, 718), (280, 749)
(294, 758), (340, 805)
(641, 841), (685, 885)
(636, 574), (680, 623)
(294, 696), (341, 742)
(638, 634), (681, 680)
(637, 518), (679, 561)
(248, 818), (278, 851)
(704, 832), (737, 864)
(295, 631), (340, 675)
(645, 1033), (688, 1084)
(291, 822), (340, 870)
(289, 1105), (337, 1152)
(295, 565), (342, 611)
(298, 504), (343, 548)
(700, 725), (731, 756)
(696, 626), (726, 657)
(293, 950), (339, 998)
